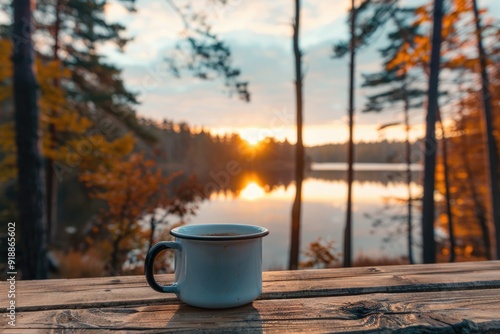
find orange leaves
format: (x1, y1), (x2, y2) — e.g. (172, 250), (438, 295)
(0, 123), (16, 182)
(387, 42), (413, 71)
(79, 152), (184, 274)
(387, 35), (430, 73)
(0, 40), (12, 101)
(413, 6), (431, 26)
(433, 67), (500, 259)
(388, 0), (480, 77)
(455, 0), (471, 13)
(445, 54), (478, 70)
(80, 153), (178, 225)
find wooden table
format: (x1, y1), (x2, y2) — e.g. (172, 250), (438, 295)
(3, 261), (500, 333)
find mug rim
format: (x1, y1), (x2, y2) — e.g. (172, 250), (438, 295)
(170, 224), (269, 241)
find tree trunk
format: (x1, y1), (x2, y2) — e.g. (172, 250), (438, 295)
(437, 110), (455, 262)
(13, 0), (48, 279)
(290, 177), (303, 270)
(402, 76), (414, 264)
(46, 0), (62, 247)
(421, 0), (444, 264)
(289, 0), (303, 270)
(149, 215), (156, 251)
(110, 234), (123, 276)
(472, 0), (500, 260)
(343, 0), (356, 268)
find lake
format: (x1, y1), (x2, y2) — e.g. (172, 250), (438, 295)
(188, 163), (423, 270)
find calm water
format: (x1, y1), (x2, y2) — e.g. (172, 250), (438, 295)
(189, 163), (423, 270)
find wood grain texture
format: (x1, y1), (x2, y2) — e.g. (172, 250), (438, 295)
(9, 288), (500, 333)
(3, 261), (500, 312)
(2, 262), (500, 333)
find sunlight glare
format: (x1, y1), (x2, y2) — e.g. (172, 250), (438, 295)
(241, 134), (262, 146)
(240, 182), (265, 201)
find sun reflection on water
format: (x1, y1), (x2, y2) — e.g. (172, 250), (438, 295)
(240, 182), (265, 201)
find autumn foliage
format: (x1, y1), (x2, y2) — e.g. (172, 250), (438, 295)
(0, 39), (136, 182)
(0, 36), (205, 276)
(79, 153), (205, 275)
(362, 0), (500, 261)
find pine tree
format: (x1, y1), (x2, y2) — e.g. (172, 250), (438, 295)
(165, 0), (250, 102)
(472, 0), (500, 260)
(2, 0), (150, 249)
(12, 0), (47, 279)
(0, 35), (138, 248)
(438, 64), (500, 260)
(333, 0), (395, 267)
(361, 9), (426, 264)
(364, 0), (498, 261)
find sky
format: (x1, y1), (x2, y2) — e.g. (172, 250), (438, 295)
(100, 0), (500, 146)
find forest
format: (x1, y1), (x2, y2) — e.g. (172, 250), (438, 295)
(1, 0), (500, 279)
(306, 140), (422, 163)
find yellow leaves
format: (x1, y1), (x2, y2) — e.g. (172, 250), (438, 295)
(51, 110), (93, 133)
(38, 59), (71, 81)
(0, 40), (12, 80)
(0, 123), (14, 152)
(0, 38), (137, 182)
(0, 85), (11, 102)
(71, 133), (136, 172)
(0, 40), (13, 102)
(101, 134), (135, 157)
(38, 59), (70, 114)
(0, 123), (16, 182)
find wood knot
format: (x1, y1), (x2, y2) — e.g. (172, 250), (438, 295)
(341, 301), (384, 318)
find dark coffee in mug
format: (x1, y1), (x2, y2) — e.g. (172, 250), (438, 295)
(200, 233), (241, 236)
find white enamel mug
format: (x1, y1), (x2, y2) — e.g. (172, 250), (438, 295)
(145, 224), (269, 309)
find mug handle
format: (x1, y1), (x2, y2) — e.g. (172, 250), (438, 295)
(145, 241), (181, 293)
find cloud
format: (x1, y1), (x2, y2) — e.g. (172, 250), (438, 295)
(102, 0), (183, 63)
(107, 0), (435, 144)
(121, 34), (425, 142)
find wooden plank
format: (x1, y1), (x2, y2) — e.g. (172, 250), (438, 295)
(2, 261), (500, 312)
(262, 260), (500, 282)
(10, 288), (500, 333)
(263, 272), (500, 299)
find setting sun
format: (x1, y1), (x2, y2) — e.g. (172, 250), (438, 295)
(242, 136), (261, 146)
(239, 130), (264, 146)
(240, 182), (265, 201)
